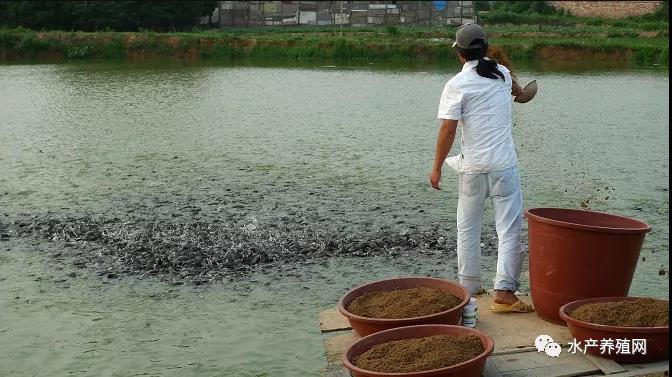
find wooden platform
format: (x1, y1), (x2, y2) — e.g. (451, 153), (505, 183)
(319, 295), (669, 377)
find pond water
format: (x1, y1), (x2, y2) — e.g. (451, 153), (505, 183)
(0, 61), (669, 376)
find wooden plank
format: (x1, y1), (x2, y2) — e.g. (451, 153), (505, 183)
(619, 360), (669, 376)
(584, 369), (668, 377)
(593, 370), (668, 377)
(628, 373), (668, 377)
(319, 307), (351, 333)
(475, 295), (574, 353)
(488, 349), (601, 377)
(321, 365), (351, 377)
(324, 332), (360, 364)
(583, 354), (627, 374)
(492, 347), (539, 356)
(483, 359), (504, 377)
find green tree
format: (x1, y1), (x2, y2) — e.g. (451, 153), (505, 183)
(651, 0), (669, 20)
(491, 1), (558, 15)
(475, 1), (491, 12)
(0, 1), (218, 31)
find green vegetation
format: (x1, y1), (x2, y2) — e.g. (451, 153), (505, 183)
(0, 1), (668, 67)
(475, 1), (491, 12)
(0, 1), (217, 31)
(478, 0), (669, 31)
(491, 0), (562, 15)
(0, 26), (667, 67)
(475, 0), (668, 65)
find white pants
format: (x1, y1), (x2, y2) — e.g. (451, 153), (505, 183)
(456, 165), (524, 295)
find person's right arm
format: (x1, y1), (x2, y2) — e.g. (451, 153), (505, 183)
(432, 82), (463, 190)
(429, 119), (458, 190)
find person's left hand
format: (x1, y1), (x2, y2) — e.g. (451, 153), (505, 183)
(429, 169), (442, 190)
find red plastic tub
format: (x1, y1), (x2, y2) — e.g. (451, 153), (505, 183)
(525, 208), (651, 324)
(560, 297), (669, 363)
(342, 324), (494, 377)
(337, 277), (470, 336)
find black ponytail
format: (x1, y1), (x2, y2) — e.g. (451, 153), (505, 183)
(458, 40), (505, 82)
(475, 58), (505, 81)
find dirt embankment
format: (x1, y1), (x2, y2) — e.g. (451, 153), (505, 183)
(537, 45), (633, 62)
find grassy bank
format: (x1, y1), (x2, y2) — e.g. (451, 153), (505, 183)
(0, 25), (668, 66)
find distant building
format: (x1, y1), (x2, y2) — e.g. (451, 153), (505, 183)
(200, 1), (475, 28)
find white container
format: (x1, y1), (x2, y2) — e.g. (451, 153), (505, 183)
(462, 297), (478, 328)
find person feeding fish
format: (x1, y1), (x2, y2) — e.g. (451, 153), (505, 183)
(429, 23), (535, 313)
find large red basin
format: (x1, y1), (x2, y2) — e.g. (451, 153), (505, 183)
(337, 277), (470, 336)
(342, 324), (494, 377)
(525, 208), (651, 324)
(560, 297), (669, 363)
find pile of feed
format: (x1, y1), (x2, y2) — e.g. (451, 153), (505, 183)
(354, 334), (484, 373)
(346, 287), (462, 318)
(570, 298), (669, 327)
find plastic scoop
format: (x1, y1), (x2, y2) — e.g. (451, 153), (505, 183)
(514, 80), (538, 103)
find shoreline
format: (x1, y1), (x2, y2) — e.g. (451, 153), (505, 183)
(1, 28), (668, 67)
